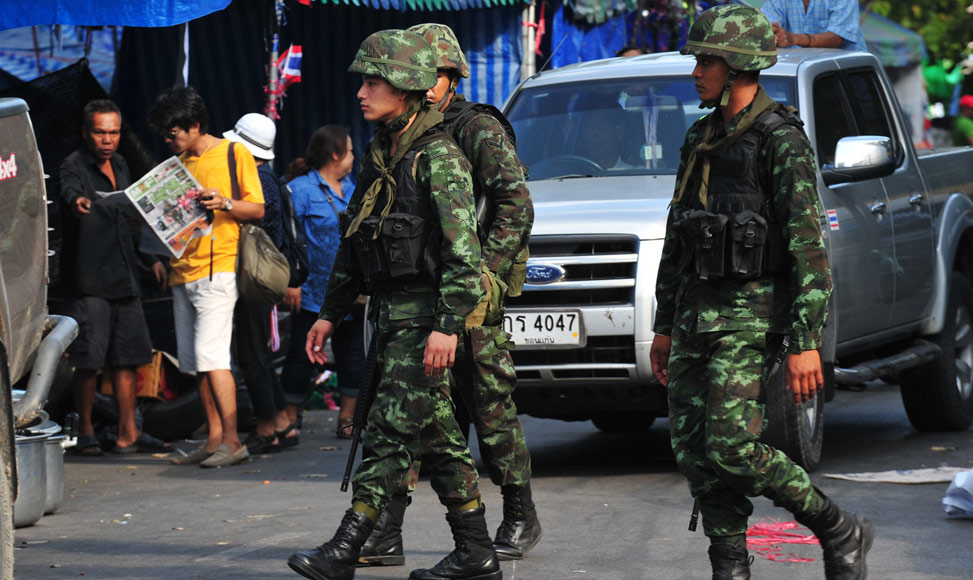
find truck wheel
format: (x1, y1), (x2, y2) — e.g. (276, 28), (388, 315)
(592, 413), (655, 433)
(762, 367), (824, 472)
(1, 353), (14, 580)
(900, 271), (973, 430)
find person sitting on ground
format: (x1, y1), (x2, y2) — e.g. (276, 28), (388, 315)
(59, 99), (170, 456)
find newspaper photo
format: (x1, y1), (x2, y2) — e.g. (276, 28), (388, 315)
(122, 156), (212, 259)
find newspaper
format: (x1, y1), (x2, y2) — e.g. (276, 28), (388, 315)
(120, 156), (212, 259)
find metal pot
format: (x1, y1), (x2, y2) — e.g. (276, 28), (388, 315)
(44, 434), (67, 514)
(13, 432), (48, 528)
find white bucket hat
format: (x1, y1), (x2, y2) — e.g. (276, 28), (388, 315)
(224, 113), (276, 160)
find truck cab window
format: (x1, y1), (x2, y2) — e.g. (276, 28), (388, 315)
(812, 74), (854, 166)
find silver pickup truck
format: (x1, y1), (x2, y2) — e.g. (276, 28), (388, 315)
(0, 98), (77, 579)
(501, 49), (973, 470)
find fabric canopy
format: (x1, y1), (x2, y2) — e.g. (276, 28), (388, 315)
(310, 0), (526, 9)
(734, 0), (926, 68)
(0, 0), (232, 31)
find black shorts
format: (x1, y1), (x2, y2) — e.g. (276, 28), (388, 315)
(66, 295), (153, 370)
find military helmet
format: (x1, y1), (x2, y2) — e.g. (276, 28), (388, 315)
(348, 29), (438, 91)
(408, 23), (470, 79)
(680, 4), (777, 72)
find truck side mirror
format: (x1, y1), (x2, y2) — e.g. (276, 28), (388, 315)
(820, 136), (896, 186)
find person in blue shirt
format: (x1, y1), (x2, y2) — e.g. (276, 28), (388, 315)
(277, 125), (363, 446)
(762, 0), (867, 52)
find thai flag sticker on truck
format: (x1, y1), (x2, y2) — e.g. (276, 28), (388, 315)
(827, 209), (839, 231)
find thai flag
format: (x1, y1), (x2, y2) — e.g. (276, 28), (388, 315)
(827, 209), (839, 231)
(277, 44), (303, 92)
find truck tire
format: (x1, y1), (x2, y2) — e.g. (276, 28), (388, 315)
(1, 351), (14, 580)
(900, 271), (973, 430)
(762, 367), (824, 472)
(592, 413), (655, 433)
(0, 447), (12, 580)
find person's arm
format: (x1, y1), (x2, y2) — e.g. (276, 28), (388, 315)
(455, 112), (533, 282)
(766, 124), (833, 402)
(59, 155), (92, 216)
(772, 24), (842, 48)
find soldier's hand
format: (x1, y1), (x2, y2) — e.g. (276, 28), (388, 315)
(785, 350), (823, 405)
(306, 319), (335, 365)
(151, 261), (168, 290)
(424, 331), (457, 377)
(650, 334), (672, 387)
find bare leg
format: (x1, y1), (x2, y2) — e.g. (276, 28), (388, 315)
(339, 395), (357, 424)
(206, 369), (242, 450)
(113, 367), (139, 448)
(273, 409), (292, 432)
(72, 369), (98, 437)
(198, 374), (222, 451)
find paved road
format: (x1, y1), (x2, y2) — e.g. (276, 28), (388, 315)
(12, 381), (973, 579)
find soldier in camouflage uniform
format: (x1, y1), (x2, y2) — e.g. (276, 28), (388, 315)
(357, 22), (539, 568)
(649, 6), (873, 580)
(287, 29), (501, 580)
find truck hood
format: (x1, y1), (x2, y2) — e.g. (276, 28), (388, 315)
(526, 175), (675, 240)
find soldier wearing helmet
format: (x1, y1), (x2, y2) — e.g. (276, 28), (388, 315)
(650, 5), (872, 579)
(353, 23), (539, 571)
(288, 29), (500, 580)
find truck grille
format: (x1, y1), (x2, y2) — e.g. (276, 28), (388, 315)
(507, 234), (639, 307)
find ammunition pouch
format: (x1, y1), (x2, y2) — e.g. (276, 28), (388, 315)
(342, 211), (441, 292)
(674, 208), (777, 282)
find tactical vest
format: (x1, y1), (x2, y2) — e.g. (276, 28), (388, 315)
(340, 131), (444, 292)
(674, 107), (801, 281)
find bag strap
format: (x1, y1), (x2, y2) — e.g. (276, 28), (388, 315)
(317, 183), (342, 219)
(227, 141), (241, 201)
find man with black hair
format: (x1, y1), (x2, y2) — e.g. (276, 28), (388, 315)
(148, 86), (265, 468)
(60, 99), (170, 456)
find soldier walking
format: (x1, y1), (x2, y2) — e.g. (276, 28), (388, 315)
(357, 22), (539, 568)
(287, 29), (501, 580)
(649, 5), (873, 579)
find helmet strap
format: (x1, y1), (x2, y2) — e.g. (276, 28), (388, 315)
(435, 77), (458, 113)
(719, 69), (738, 108)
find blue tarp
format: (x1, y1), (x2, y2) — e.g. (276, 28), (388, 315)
(0, 0), (232, 31)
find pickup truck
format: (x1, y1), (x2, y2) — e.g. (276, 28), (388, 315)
(0, 97), (77, 580)
(500, 48), (973, 470)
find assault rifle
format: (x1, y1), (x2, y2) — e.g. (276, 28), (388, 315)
(340, 336), (380, 492)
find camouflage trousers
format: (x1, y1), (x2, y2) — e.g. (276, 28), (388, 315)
(451, 322), (532, 487)
(352, 326), (480, 512)
(667, 327), (824, 538)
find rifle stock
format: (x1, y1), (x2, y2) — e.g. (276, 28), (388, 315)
(341, 336), (380, 492)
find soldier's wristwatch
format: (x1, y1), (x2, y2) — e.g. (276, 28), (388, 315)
(223, 197), (233, 212)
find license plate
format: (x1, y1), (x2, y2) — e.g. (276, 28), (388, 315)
(502, 310), (584, 348)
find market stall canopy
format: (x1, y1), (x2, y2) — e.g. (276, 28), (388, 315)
(0, 0), (232, 31)
(309, 0), (527, 8)
(734, 0), (926, 68)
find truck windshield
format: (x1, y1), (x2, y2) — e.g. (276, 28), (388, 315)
(506, 76), (795, 181)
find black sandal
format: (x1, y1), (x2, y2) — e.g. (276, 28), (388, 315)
(243, 432), (280, 454)
(275, 423), (300, 449)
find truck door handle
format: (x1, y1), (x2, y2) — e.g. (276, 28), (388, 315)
(909, 193), (924, 205)
(870, 201), (887, 215)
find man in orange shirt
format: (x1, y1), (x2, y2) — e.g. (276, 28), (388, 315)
(148, 86), (265, 468)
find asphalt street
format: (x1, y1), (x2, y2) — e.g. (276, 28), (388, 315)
(11, 381), (973, 580)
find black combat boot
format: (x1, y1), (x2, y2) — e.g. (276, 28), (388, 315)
(492, 483), (542, 561)
(798, 498), (874, 580)
(708, 543), (752, 580)
(288, 509), (376, 580)
(358, 493), (409, 566)
(409, 505), (502, 580)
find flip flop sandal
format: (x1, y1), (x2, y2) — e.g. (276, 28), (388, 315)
(74, 434), (104, 456)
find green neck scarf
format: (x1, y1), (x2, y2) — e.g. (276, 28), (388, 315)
(345, 100), (444, 239)
(673, 86), (777, 209)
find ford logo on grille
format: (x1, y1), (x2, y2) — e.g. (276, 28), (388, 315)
(526, 264), (565, 285)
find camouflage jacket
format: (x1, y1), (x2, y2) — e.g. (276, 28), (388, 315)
(653, 95), (832, 353)
(320, 128), (484, 336)
(447, 94), (533, 282)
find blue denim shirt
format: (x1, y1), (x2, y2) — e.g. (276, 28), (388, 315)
(286, 170), (355, 314)
(762, 0), (867, 52)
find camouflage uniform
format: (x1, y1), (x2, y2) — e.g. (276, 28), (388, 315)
(653, 7), (872, 580)
(288, 29), (500, 580)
